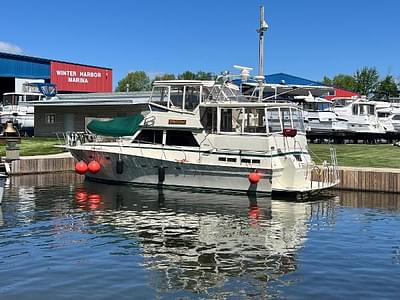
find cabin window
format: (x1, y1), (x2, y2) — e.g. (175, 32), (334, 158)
(46, 113), (56, 124)
(150, 86), (169, 107)
(281, 108), (292, 128)
(184, 86), (201, 110)
(26, 95), (41, 101)
(378, 112), (389, 118)
(2, 94), (20, 106)
(293, 154), (302, 161)
(352, 105), (358, 115)
(169, 86), (184, 109)
(355, 104), (375, 115)
(218, 157), (237, 163)
(304, 102), (317, 111)
(166, 130), (199, 147)
(170, 86), (200, 109)
(319, 103), (331, 111)
(291, 108), (305, 132)
(241, 158), (251, 163)
(243, 108), (266, 133)
(266, 108), (282, 133)
(393, 115), (400, 121)
(200, 107), (217, 133)
(220, 108), (243, 133)
(134, 129), (163, 144)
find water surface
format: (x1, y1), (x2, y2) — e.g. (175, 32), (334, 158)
(1, 174), (400, 299)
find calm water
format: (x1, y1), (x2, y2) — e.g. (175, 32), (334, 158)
(1, 174), (400, 299)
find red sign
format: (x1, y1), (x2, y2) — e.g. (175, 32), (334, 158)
(50, 61), (112, 92)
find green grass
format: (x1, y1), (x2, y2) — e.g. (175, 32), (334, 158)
(0, 138), (66, 156)
(309, 144), (400, 169)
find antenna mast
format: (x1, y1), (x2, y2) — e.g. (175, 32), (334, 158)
(257, 5), (269, 77)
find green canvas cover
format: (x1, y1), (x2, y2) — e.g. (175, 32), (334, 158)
(87, 114), (144, 137)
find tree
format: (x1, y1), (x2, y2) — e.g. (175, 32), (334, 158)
(322, 74), (356, 91)
(353, 67), (379, 96)
(333, 74), (357, 91)
(177, 71), (213, 80)
(194, 71), (213, 80)
(178, 71), (196, 80)
(374, 75), (399, 100)
(115, 71), (151, 92)
(322, 76), (332, 86)
(153, 73), (176, 81)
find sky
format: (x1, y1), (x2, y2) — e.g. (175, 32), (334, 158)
(1, 0), (400, 88)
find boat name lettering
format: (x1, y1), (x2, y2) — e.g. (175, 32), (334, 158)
(168, 119), (186, 125)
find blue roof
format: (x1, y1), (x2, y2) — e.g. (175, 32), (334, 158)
(265, 73), (323, 86)
(0, 54), (50, 79)
(0, 52), (112, 79)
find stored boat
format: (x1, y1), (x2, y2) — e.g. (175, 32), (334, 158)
(0, 83), (56, 135)
(332, 97), (386, 135)
(294, 93), (348, 134)
(65, 71), (339, 196)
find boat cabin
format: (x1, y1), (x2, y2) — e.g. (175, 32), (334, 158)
(332, 98), (353, 107)
(351, 102), (376, 116)
(199, 104), (305, 135)
(146, 80), (306, 137)
(302, 99), (332, 112)
(1, 92), (44, 106)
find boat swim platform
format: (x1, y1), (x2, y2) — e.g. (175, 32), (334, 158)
(1, 153), (400, 193)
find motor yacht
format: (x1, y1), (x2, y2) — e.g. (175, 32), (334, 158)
(294, 93), (348, 134)
(332, 97), (386, 135)
(372, 101), (400, 133)
(0, 83), (56, 135)
(65, 71), (339, 196)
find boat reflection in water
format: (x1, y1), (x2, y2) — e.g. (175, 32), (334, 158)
(3, 174), (400, 298)
(73, 180), (330, 294)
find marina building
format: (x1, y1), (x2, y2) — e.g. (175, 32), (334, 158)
(33, 92), (149, 137)
(0, 52), (112, 95)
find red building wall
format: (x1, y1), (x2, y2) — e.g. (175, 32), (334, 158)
(50, 61), (112, 92)
(325, 88), (359, 100)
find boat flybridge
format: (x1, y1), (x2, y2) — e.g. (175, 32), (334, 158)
(65, 70), (339, 196)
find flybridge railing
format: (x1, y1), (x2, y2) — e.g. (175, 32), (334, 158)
(57, 131), (98, 147)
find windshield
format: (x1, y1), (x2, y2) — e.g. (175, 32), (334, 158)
(266, 107), (305, 133)
(304, 102), (331, 111)
(2, 94), (21, 106)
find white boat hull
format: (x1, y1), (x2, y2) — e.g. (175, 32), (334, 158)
(70, 149), (273, 194)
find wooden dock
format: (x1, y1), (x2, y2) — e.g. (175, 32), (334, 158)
(7, 153), (75, 175)
(2, 154), (400, 193)
(334, 166), (400, 193)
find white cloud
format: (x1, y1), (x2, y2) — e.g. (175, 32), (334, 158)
(0, 41), (23, 54)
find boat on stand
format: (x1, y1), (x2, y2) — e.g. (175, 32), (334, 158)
(64, 70), (339, 197)
(0, 83), (56, 136)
